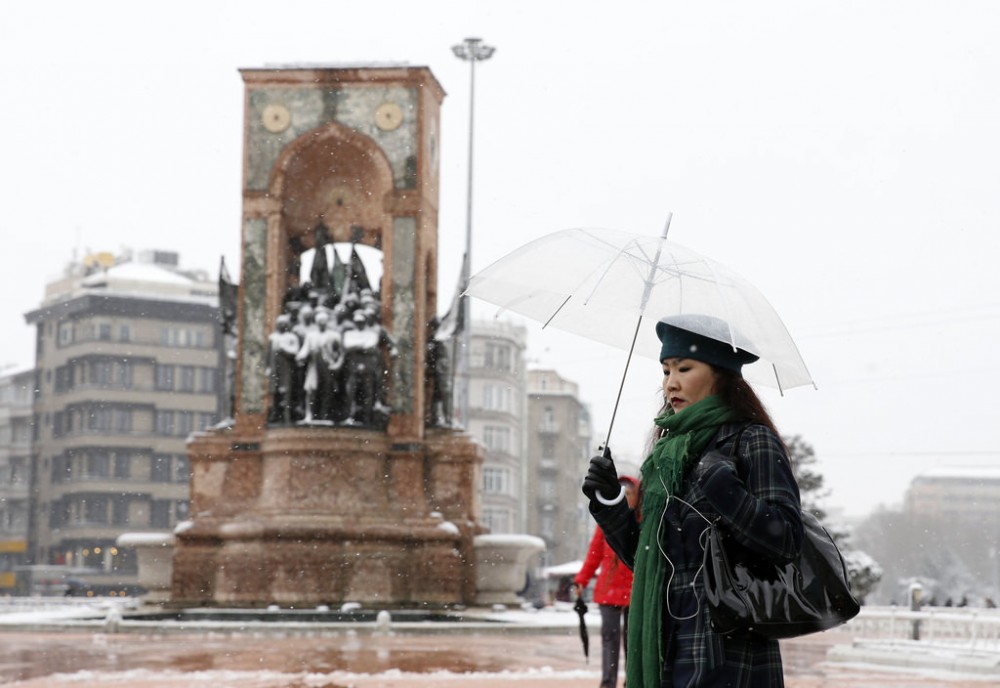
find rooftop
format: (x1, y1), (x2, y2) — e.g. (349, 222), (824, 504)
(911, 466), (1000, 483)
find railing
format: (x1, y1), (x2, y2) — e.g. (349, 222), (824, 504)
(846, 606), (1000, 652)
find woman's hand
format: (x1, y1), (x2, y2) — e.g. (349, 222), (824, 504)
(582, 448), (622, 503)
(693, 449), (737, 484)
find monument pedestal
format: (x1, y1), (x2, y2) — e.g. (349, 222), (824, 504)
(171, 427), (483, 607)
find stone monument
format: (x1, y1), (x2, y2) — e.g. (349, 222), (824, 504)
(170, 65), (485, 607)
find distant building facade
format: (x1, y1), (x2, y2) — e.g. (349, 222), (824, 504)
(23, 250), (222, 587)
(904, 467), (1000, 520)
(466, 320), (528, 535)
(525, 369), (593, 568)
(0, 368), (34, 591)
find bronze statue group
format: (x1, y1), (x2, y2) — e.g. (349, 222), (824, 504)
(266, 231), (398, 428)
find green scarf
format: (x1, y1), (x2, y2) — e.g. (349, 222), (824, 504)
(626, 395), (736, 688)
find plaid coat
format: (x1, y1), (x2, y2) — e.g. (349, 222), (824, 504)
(592, 422), (803, 687)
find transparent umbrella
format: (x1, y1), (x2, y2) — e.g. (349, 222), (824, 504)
(465, 219), (815, 447)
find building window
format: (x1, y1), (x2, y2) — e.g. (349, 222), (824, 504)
(88, 407), (112, 432)
(85, 452), (110, 479)
(113, 453), (131, 479)
(154, 365), (174, 391)
(198, 367), (216, 393)
(540, 514), (555, 539)
(161, 327), (210, 348)
(119, 325), (132, 342)
(178, 366), (195, 392)
(114, 409), (132, 434)
(116, 361), (133, 388)
(481, 507), (511, 534)
(484, 343), (512, 372)
(83, 497), (109, 524)
(58, 321), (73, 347)
(155, 411), (174, 436)
(539, 406), (559, 436)
(54, 366), (73, 393)
(150, 500), (171, 528)
(540, 478), (556, 500)
(483, 466), (510, 495)
(481, 385), (512, 412)
(112, 496), (129, 525)
(175, 456), (190, 483)
(177, 411), (193, 437)
(541, 437), (556, 459)
(151, 455), (172, 482)
(199, 412), (215, 430)
(98, 323), (112, 341)
(90, 360), (113, 387)
(483, 425), (512, 453)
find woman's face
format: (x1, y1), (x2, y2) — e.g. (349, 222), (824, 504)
(662, 357), (719, 413)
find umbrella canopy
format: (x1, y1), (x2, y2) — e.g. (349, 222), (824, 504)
(466, 226), (814, 393)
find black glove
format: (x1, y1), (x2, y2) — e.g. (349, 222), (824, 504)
(582, 447), (621, 502)
(692, 449), (737, 484)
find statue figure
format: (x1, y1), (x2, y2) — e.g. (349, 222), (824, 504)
(309, 221), (333, 293)
(264, 313), (299, 425)
(363, 307), (399, 421)
(426, 317), (454, 427)
(296, 310), (343, 423)
(342, 310), (392, 425)
(265, 314), (300, 425)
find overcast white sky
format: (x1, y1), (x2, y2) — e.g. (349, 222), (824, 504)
(2, 1), (998, 518)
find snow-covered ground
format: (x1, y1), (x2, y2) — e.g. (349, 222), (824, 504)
(0, 599), (997, 687)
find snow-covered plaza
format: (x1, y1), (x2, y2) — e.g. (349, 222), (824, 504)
(0, 599), (997, 687)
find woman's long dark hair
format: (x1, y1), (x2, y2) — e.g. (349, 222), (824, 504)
(713, 368), (780, 436)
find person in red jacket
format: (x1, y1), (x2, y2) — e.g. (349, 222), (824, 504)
(575, 475), (639, 688)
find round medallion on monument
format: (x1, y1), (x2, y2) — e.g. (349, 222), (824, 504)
(262, 104), (291, 133)
(374, 102), (403, 131)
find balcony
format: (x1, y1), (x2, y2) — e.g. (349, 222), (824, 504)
(537, 421), (560, 435)
(537, 459), (559, 474)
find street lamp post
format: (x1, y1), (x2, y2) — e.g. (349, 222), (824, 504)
(452, 37), (495, 428)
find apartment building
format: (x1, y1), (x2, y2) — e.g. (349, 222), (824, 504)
(0, 368), (34, 591)
(23, 250), (221, 587)
(466, 320), (528, 535)
(525, 369), (593, 568)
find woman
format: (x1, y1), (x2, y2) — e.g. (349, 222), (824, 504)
(582, 315), (804, 687)
(574, 475), (639, 688)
